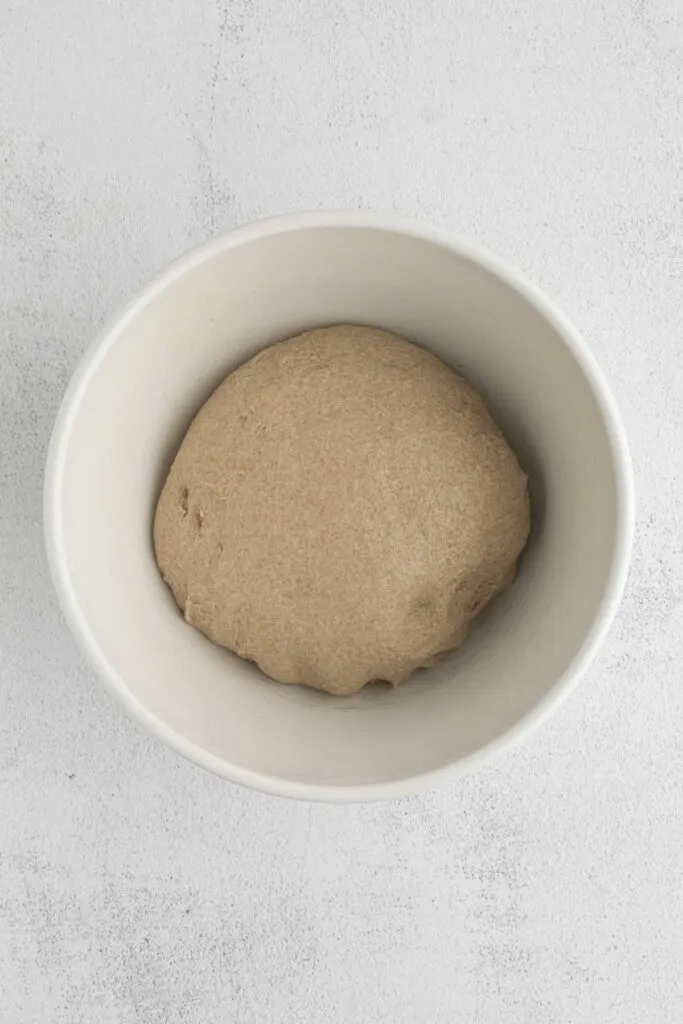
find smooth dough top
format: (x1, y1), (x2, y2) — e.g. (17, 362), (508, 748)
(154, 326), (530, 695)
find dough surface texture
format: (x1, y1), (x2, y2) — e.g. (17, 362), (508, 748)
(154, 326), (530, 696)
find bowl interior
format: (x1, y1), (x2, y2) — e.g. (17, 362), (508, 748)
(49, 222), (626, 793)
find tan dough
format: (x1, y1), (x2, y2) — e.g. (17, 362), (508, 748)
(154, 326), (530, 696)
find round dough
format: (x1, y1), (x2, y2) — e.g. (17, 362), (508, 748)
(154, 326), (530, 696)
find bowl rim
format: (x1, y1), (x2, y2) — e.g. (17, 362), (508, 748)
(44, 210), (635, 802)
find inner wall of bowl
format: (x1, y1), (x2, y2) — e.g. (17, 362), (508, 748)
(57, 226), (621, 786)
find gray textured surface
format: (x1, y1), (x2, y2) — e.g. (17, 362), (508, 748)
(1, 1), (682, 1020)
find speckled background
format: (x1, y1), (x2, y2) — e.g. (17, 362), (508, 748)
(1, 1), (682, 1021)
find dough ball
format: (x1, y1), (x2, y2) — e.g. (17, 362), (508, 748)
(154, 326), (530, 696)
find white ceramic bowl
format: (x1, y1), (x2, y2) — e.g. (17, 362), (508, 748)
(45, 212), (633, 801)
